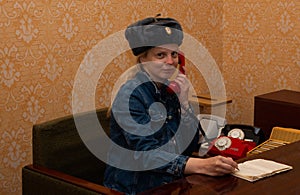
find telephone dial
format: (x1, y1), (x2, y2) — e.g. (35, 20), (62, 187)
(167, 51), (185, 94)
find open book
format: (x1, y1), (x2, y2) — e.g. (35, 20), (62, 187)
(232, 159), (293, 182)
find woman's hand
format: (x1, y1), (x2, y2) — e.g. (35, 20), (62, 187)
(173, 71), (190, 107)
(184, 156), (238, 176)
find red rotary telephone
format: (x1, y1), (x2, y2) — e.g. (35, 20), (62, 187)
(167, 51), (185, 94)
(208, 136), (256, 160)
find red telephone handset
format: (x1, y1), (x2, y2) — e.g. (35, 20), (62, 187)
(167, 51), (185, 94)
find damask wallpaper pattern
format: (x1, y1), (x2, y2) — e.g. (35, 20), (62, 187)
(0, 0), (299, 194)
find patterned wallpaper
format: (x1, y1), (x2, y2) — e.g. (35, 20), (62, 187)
(0, 0), (299, 194)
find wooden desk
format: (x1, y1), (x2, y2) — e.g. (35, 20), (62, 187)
(139, 140), (300, 195)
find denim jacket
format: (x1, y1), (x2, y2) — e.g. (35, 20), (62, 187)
(103, 70), (200, 195)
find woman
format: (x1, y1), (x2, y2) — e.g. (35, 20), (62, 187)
(103, 16), (237, 195)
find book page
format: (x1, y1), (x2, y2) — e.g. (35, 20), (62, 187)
(232, 159), (293, 182)
(247, 159), (291, 172)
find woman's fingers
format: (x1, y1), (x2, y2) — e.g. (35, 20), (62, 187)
(206, 156), (238, 176)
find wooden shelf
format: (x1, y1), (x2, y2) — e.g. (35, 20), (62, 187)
(189, 94), (232, 107)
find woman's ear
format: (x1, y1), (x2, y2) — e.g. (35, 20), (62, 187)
(139, 55), (146, 63)
(138, 51), (148, 63)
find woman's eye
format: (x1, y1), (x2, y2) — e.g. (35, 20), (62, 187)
(156, 53), (165, 58)
(171, 52), (178, 58)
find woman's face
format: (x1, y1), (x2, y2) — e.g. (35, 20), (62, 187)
(140, 44), (179, 83)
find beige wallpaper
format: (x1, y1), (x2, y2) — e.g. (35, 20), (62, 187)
(0, 0), (299, 194)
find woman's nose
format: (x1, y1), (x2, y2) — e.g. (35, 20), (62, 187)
(165, 54), (175, 65)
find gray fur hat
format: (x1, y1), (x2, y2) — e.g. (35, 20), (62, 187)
(125, 16), (183, 56)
